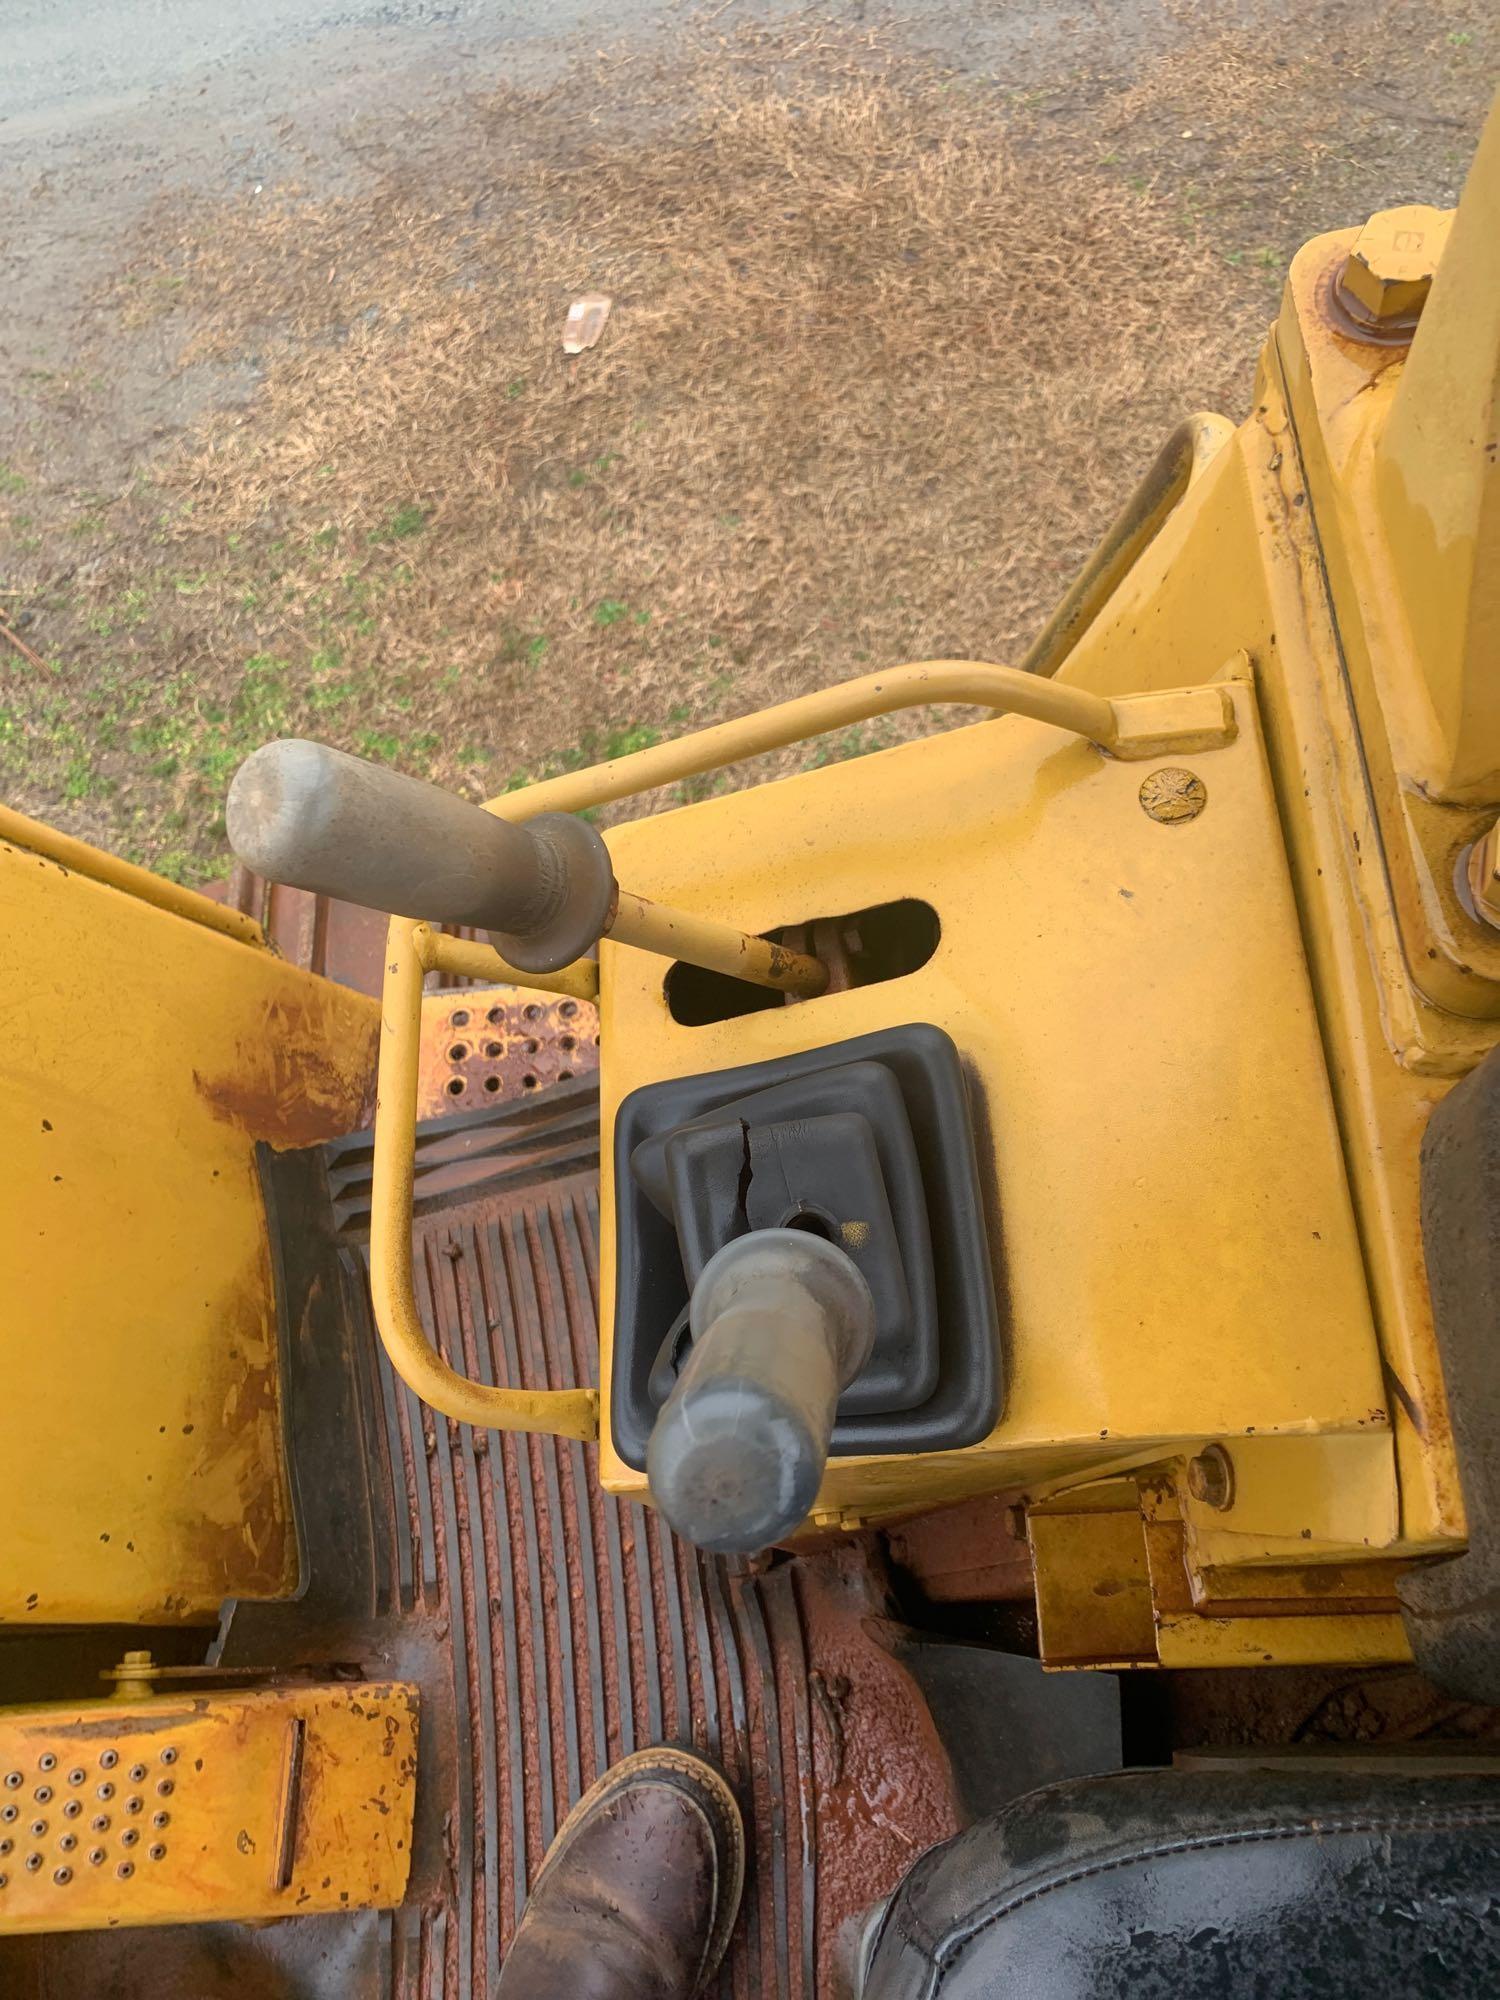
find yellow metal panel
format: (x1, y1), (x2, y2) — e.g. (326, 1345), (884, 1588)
(1153, 1606), (1411, 1669)
(1032, 1484), (1411, 1671)
(0, 1683), (417, 1933)
(1029, 1506), (1157, 1671)
(1179, 1433), (1399, 1568)
(1276, 226), (1500, 1020)
(0, 802), (264, 948)
(0, 838), (378, 1623)
(1142, 1495), (1412, 1668)
(1377, 100), (1500, 801)
(1048, 381), (1472, 1554)
(1187, 1558), (1409, 1612)
(597, 679), (1386, 1520)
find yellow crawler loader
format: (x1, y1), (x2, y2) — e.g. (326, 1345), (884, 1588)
(3, 88), (1500, 2000)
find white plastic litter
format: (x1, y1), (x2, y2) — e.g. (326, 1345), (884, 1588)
(562, 294), (613, 354)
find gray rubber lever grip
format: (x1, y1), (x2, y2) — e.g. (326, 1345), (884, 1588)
(647, 1230), (876, 1556)
(226, 738), (615, 973)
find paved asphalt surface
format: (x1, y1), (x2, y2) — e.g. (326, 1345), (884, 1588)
(0, 0), (634, 139)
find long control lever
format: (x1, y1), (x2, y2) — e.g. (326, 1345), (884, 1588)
(647, 1230), (875, 1554)
(227, 738), (828, 991)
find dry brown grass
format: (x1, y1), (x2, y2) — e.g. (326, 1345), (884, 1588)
(5, 3), (1490, 877)
(130, 23), (1255, 859)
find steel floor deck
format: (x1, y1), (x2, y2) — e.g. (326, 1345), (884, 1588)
(257, 1083), (960, 1999)
(322, 1122), (818, 1998)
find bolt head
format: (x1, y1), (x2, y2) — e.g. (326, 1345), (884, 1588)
(1139, 767), (1207, 824)
(1185, 1445), (1235, 1512)
(1467, 818), (1500, 931)
(1339, 205), (1451, 327)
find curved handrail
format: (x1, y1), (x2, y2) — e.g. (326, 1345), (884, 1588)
(370, 920), (601, 1440)
(369, 658), (1236, 1437)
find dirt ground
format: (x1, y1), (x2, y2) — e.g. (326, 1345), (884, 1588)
(1, 0), (1495, 883)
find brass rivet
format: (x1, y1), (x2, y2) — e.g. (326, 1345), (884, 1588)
(53, 1866), (71, 1886)
(1139, 767), (1207, 824)
(67, 1769), (85, 1788)
(159, 1748), (178, 1766)
(88, 1848), (105, 1867)
(97, 1783), (114, 1801)
(37, 1755), (56, 1774)
(1186, 1444), (1235, 1511)
(99, 1752), (118, 1771)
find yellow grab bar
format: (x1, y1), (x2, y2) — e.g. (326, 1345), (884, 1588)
(370, 658), (1237, 1438)
(479, 658), (1233, 822)
(371, 921), (601, 1440)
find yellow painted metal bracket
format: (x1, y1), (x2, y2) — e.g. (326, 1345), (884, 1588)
(0, 1682), (418, 1933)
(369, 658), (1239, 1438)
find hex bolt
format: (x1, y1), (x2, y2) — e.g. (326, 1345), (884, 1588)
(1464, 818), (1500, 933)
(1139, 767), (1207, 824)
(1337, 204), (1452, 332)
(1186, 1444), (1236, 1512)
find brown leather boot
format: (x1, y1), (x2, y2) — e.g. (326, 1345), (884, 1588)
(495, 1746), (745, 1999)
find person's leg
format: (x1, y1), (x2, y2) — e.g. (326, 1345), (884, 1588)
(496, 1747), (744, 2000)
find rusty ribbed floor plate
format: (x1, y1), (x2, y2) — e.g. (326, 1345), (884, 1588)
(247, 1088), (827, 1999)
(340, 1099), (818, 1996)
(354, 1173), (812, 1997)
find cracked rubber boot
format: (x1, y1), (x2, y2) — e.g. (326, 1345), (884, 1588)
(495, 1746), (745, 1999)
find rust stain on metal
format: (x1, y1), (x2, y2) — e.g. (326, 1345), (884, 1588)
(164, 1257), (295, 1612)
(418, 987), (600, 1118)
(794, 1541), (963, 1997)
(886, 1494), (1035, 1604)
(195, 993), (377, 1148)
